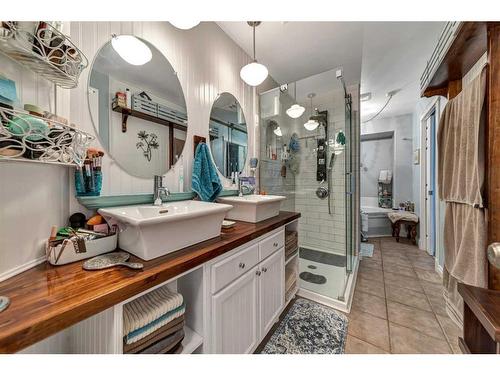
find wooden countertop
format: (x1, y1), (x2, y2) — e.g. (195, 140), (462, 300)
(0, 211), (300, 353)
(458, 282), (500, 342)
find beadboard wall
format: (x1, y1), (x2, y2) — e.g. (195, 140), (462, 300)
(0, 21), (256, 280)
(69, 21), (255, 214)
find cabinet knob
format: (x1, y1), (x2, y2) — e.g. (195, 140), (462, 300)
(273, 242), (278, 247)
(256, 270), (261, 276)
(262, 267), (267, 273)
(239, 262), (245, 269)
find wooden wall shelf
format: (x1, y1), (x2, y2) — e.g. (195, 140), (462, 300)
(422, 22), (488, 98)
(112, 105), (187, 133)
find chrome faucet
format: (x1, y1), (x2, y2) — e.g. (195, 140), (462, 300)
(153, 175), (170, 206)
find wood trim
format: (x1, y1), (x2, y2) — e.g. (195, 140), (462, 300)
(423, 22), (488, 98)
(487, 24), (500, 290)
(447, 79), (462, 99)
(0, 211), (300, 353)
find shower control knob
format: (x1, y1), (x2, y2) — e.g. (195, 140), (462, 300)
(316, 186), (329, 199)
(239, 262), (245, 269)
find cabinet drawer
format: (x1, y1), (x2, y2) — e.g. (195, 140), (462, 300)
(211, 243), (259, 293)
(259, 230), (284, 260)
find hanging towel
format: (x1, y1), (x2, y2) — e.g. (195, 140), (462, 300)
(191, 143), (222, 202)
(438, 68), (486, 208)
(437, 67), (488, 292)
(443, 202), (488, 288)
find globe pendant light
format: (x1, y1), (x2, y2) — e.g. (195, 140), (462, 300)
(240, 22), (268, 87)
(286, 82), (305, 119)
(170, 21), (200, 30)
(304, 93), (319, 131)
(111, 35), (152, 66)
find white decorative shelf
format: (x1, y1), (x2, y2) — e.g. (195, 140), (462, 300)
(0, 22), (88, 89)
(0, 107), (95, 167)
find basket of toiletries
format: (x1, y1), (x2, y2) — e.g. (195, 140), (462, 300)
(132, 95), (158, 117)
(46, 232), (117, 266)
(46, 213), (118, 266)
(75, 148), (103, 197)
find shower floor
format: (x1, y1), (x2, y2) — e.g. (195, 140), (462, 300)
(298, 247), (348, 301)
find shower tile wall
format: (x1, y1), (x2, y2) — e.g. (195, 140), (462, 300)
(293, 90), (346, 255)
(259, 89), (296, 212)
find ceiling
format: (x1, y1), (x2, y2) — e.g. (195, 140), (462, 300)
(217, 21), (445, 121)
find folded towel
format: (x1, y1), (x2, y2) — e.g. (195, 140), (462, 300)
(191, 143), (222, 202)
(124, 316), (185, 354)
(387, 211), (418, 223)
(123, 286), (184, 344)
(137, 329), (185, 354)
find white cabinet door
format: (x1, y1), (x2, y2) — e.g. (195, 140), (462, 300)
(259, 249), (284, 337)
(212, 266), (259, 354)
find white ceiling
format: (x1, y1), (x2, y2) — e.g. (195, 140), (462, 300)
(217, 21), (445, 121)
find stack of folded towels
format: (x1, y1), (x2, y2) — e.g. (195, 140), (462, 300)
(123, 286), (186, 354)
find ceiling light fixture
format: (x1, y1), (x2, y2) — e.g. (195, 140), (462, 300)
(240, 21), (268, 87)
(286, 82), (306, 119)
(304, 93), (319, 131)
(170, 21), (200, 30)
(111, 35), (152, 66)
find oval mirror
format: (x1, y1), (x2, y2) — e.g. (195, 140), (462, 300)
(88, 35), (187, 178)
(209, 93), (248, 178)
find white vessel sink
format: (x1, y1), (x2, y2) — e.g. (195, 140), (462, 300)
(216, 195), (286, 223)
(98, 200), (233, 261)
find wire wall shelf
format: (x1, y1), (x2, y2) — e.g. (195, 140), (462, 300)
(0, 107), (95, 167)
(0, 22), (88, 89)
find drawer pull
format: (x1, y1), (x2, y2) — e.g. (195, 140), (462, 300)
(239, 262), (245, 269)
(273, 242), (278, 247)
(262, 267), (268, 273)
(256, 270), (261, 276)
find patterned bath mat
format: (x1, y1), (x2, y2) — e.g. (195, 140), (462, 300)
(261, 298), (348, 354)
(360, 243), (374, 257)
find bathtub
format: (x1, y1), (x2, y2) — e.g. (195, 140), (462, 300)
(361, 197), (394, 238)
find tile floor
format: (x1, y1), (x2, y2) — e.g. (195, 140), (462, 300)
(344, 237), (463, 354)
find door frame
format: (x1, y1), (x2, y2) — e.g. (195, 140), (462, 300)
(419, 97), (441, 266)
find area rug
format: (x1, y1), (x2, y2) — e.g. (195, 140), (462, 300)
(261, 298), (348, 354)
(360, 242), (374, 257)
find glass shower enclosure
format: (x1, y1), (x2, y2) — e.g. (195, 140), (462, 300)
(259, 68), (359, 311)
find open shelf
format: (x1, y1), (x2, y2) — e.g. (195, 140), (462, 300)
(181, 326), (203, 354)
(112, 105), (187, 133)
(285, 250), (298, 265)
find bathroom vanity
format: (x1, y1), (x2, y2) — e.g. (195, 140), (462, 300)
(0, 212), (299, 354)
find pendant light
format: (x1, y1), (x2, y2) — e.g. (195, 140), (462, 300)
(240, 22), (268, 87)
(170, 21), (200, 30)
(304, 93), (319, 131)
(111, 35), (152, 66)
(286, 82), (305, 119)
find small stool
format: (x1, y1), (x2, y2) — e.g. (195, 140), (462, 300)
(391, 219), (418, 245)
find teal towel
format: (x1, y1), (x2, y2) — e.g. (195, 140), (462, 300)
(191, 143), (222, 202)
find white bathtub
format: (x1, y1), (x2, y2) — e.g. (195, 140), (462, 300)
(361, 198), (394, 238)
